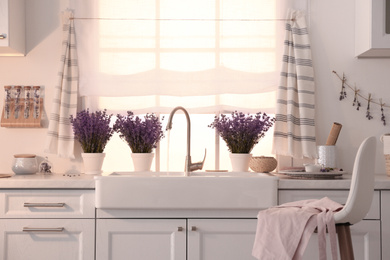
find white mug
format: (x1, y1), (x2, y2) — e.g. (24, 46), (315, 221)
(317, 145), (336, 168)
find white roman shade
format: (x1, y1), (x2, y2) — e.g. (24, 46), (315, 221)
(69, 0), (307, 114)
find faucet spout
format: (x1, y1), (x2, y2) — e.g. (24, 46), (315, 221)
(166, 106), (205, 175)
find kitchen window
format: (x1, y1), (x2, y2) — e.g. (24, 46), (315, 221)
(71, 0), (295, 172)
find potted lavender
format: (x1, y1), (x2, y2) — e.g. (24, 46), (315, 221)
(70, 109), (114, 174)
(209, 111), (275, 172)
(113, 111), (164, 171)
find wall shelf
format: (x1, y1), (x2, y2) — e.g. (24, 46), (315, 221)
(1, 98), (43, 128)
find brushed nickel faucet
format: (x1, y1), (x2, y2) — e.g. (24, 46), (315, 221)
(166, 106), (206, 175)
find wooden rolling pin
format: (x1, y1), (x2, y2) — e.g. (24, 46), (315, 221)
(326, 122), (342, 145)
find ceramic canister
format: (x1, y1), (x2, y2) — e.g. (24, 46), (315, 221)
(12, 154), (38, 175)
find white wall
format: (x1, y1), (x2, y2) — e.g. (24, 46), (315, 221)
(310, 0), (390, 174)
(0, 0), (83, 174)
(0, 0), (388, 174)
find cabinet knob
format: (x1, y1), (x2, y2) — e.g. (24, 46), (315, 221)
(177, 227), (184, 232)
(0, 34), (6, 39)
(191, 226), (197, 231)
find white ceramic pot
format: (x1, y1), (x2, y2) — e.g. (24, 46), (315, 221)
(131, 153), (154, 172)
(317, 145), (336, 168)
(81, 153), (106, 175)
(229, 153), (252, 172)
(12, 154), (38, 175)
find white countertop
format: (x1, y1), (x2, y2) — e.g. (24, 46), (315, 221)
(277, 173), (390, 190)
(0, 172), (389, 190)
(0, 173), (95, 189)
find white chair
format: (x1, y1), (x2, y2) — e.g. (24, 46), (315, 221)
(333, 136), (377, 259)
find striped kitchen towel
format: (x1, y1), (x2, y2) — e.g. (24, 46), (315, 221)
(272, 9), (317, 159)
(44, 10), (78, 159)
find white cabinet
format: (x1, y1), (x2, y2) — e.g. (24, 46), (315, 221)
(187, 219), (257, 260)
(0, 0), (25, 56)
(0, 190), (95, 260)
(0, 219), (94, 260)
(279, 190), (381, 260)
(96, 218), (258, 260)
(355, 0), (390, 58)
(381, 190), (390, 259)
(96, 219), (186, 260)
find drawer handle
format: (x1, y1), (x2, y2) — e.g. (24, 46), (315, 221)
(23, 227), (64, 232)
(177, 227), (184, 232)
(24, 202), (65, 207)
(191, 226), (197, 231)
(0, 34), (6, 39)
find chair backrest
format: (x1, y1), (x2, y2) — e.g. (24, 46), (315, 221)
(334, 136), (377, 225)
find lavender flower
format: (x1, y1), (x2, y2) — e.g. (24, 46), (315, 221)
(113, 111), (164, 153)
(209, 111), (275, 153)
(70, 109), (114, 153)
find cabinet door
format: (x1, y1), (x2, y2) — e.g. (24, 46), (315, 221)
(187, 219), (257, 260)
(0, 0), (9, 47)
(96, 219), (186, 260)
(0, 219), (95, 260)
(0, 0), (25, 55)
(302, 220), (381, 260)
(381, 190), (390, 259)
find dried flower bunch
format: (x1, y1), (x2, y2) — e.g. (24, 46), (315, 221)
(114, 111), (164, 153)
(70, 109), (114, 153)
(209, 111), (275, 154)
(333, 70), (387, 126)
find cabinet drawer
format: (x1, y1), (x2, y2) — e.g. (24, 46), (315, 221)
(0, 190), (95, 218)
(0, 218), (95, 260)
(278, 190), (380, 220)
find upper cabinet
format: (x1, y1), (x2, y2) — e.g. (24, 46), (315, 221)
(355, 0), (390, 58)
(0, 0), (25, 56)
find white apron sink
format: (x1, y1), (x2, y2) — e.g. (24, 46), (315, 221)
(95, 172), (278, 210)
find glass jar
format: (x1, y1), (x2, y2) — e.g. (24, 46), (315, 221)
(39, 157), (53, 174)
(33, 86), (40, 119)
(13, 86), (22, 119)
(4, 86), (12, 119)
(24, 86), (31, 119)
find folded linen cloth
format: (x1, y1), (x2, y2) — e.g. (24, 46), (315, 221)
(252, 197), (343, 260)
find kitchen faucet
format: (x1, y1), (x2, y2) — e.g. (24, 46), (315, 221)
(166, 106), (206, 176)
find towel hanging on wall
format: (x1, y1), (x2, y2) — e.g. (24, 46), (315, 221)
(44, 9), (79, 159)
(272, 9), (317, 159)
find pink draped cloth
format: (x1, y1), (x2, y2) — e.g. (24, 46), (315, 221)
(252, 197), (343, 260)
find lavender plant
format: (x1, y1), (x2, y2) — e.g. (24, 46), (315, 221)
(113, 111), (164, 153)
(70, 109), (114, 153)
(209, 111), (275, 154)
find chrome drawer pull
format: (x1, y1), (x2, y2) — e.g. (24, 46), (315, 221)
(23, 227), (64, 232)
(0, 34), (6, 39)
(24, 202), (65, 208)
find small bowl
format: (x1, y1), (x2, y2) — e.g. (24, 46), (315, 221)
(249, 156), (278, 173)
(12, 154), (38, 175)
(304, 164), (322, 172)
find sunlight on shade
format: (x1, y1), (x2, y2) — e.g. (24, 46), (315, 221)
(161, 53), (215, 71)
(100, 53), (155, 75)
(85, 91), (276, 115)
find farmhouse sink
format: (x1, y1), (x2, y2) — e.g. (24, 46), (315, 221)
(95, 172), (278, 210)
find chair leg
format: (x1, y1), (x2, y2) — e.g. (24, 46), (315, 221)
(336, 224), (355, 260)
